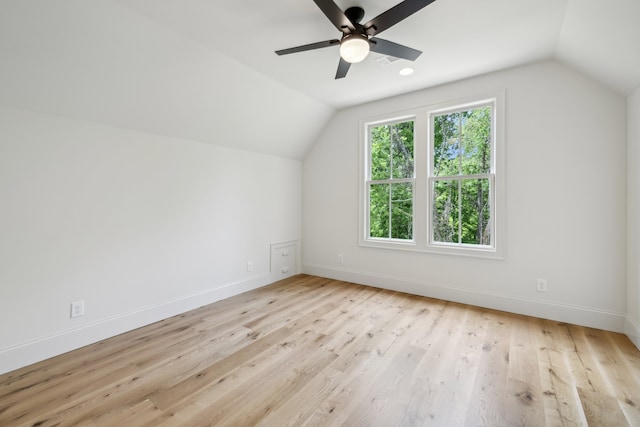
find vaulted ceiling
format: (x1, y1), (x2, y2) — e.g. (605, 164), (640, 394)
(1, 0), (638, 159)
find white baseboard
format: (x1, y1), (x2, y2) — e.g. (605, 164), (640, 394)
(0, 274), (273, 375)
(626, 316), (640, 351)
(303, 264), (627, 334)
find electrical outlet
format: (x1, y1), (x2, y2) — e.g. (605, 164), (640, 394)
(337, 254), (344, 264)
(70, 300), (85, 318)
(536, 278), (548, 292)
(247, 261), (253, 272)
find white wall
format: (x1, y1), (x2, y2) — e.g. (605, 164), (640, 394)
(628, 86), (640, 348)
(303, 60), (628, 332)
(0, 106), (301, 374)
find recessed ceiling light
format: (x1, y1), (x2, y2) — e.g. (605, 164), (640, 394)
(399, 67), (414, 76)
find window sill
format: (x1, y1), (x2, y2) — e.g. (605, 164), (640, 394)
(360, 239), (504, 260)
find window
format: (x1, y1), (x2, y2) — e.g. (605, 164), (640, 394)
(430, 104), (493, 247)
(367, 119), (415, 241)
(360, 92), (504, 258)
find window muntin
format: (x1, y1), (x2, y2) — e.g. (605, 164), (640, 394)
(367, 119), (415, 241)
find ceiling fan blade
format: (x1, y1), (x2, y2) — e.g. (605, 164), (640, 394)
(275, 39), (340, 56)
(313, 0), (356, 33)
(364, 0), (437, 36)
(369, 37), (422, 61)
(335, 57), (351, 79)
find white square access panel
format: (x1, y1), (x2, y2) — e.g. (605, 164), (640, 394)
(270, 240), (298, 280)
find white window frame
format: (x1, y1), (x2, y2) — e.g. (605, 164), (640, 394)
(359, 91), (505, 259)
(364, 115), (417, 245)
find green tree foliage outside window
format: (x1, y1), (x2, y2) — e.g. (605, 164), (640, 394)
(432, 107), (492, 246)
(369, 120), (414, 240)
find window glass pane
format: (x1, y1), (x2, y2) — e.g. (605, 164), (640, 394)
(371, 121), (414, 180)
(461, 178), (491, 245)
(433, 113), (461, 177)
(391, 121), (414, 179)
(432, 179), (459, 243)
(434, 106), (492, 177)
(370, 125), (391, 180)
(390, 182), (413, 239)
(461, 107), (492, 175)
(369, 184), (389, 238)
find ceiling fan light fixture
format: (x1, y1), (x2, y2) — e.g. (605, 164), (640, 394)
(339, 34), (370, 63)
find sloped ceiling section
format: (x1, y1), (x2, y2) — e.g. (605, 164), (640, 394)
(556, 0), (640, 95)
(0, 0), (334, 160)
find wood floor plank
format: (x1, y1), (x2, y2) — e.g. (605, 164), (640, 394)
(503, 315), (545, 425)
(462, 310), (513, 427)
(92, 399), (164, 427)
(577, 386), (629, 427)
(293, 291), (421, 426)
(216, 341), (338, 426)
(256, 366), (346, 426)
(562, 324), (613, 395)
(148, 321), (302, 410)
(580, 327), (640, 425)
(404, 302), (473, 425)
(159, 328), (336, 426)
(32, 325), (255, 427)
(342, 344), (426, 427)
(1, 274), (639, 427)
(535, 319), (588, 426)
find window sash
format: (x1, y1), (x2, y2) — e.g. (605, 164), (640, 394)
(427, 102), (495, 250)
(366, 119), (415, 241)
(366, 179), (416, 241)
(428, 174), (495, 248)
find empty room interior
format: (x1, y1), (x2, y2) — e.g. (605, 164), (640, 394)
(1, 0), (640, 425)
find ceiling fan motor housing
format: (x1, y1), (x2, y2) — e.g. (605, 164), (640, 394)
(344, 6), (365, 24)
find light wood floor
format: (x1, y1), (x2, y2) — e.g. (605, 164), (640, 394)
(1, 275), (640, 426)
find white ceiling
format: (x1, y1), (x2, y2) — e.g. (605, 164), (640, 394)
(115, 0), (640, 107)
(0, 0), (638, 159)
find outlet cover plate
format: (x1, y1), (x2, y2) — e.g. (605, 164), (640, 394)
(536, 279), (548, 292)
(71, 300), (85, 318)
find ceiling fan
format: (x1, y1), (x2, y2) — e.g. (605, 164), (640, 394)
(275, 0), (436, 79)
